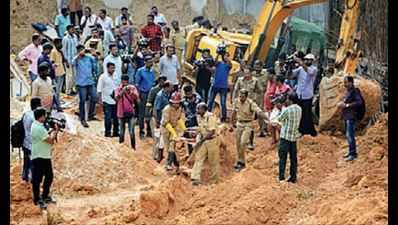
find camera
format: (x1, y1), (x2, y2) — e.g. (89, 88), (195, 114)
(138, 38), (149, 48)
(45, 117), (66, 131)
(216, 43), (227, 55)
(271, 94), (287, 105)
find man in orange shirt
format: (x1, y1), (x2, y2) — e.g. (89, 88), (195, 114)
(69, 0), (83, 26)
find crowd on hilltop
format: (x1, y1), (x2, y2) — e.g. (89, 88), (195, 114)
(13, 0), (365, 209)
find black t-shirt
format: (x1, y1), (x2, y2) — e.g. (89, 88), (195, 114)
(196, 67), (212, 89)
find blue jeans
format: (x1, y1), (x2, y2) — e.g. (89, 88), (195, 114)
(22, 146), (31, 182)
(345, 119), (357, 157)
(119, 117), (136, 148)
(29, 71), (38, 82)
(103, 103), (119, 136)
(54, 75), (65, 109)
(208, 86), (228, 121)
(196, 86), (210, 103)
(77, 85), (96, 121)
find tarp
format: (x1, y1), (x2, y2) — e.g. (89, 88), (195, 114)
(288, 16), (325, 50)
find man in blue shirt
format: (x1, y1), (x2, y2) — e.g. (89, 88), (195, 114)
(135, 55), (156, 139)
(72, 45), (97, 127)
(208, 52), (232, 122)
(154, 81), (173, 128)
(291, 53), (317, 137)
(55, 8), (71, 38)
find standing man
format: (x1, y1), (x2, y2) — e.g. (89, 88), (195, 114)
(97, 62), (119, 137)
(292, 53), (317, 137)
(119, 16), (134, 52)
(146, 76), (168, 139)
(80, 6), (97, 41)
(115, 75), (140, 149)
(62, 25), (79, 95)
(21, 97), (42, 182)
(103, 44), (122, 82)
(252, 60), (269, 137)
(37, 43), (56, 81)
(151, 6), (167, 26)
(208, 52), (232, 122)
(32, 63), (54, 113)
(159, 45), (181, 89)
(231, 89), (266, 172)
(17, 33), (42, 82)
(272, 92), (302, 183)
(135, 55), (156, 139)
(96, 9), (114, 32)
(190, 102), (220, 186)
(170, 20), (186, 66)
(161, 92), (186, 171)
(30, 107), (59, 208)
(337, 76), (364, 161)
(182, 85), (202, 155)
(141, 14), (163, 53)
(72, 46), (98, 127)
(69, 0), (82, 26)
(193, 49), (214, 103)
(50, 38), (66, 112)
(54, 8), (71, 38)
(115, 7), (133, 26)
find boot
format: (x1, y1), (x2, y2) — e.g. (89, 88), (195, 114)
(130, 136), (136, 150)
(119, 136), (124, 143)
(157, 148), (164, 163)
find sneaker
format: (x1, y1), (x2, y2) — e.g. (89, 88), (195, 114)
(345, 155), (357, 161)
(234, 162), (246, 172)
(37, 199), (47, 209)
(140, 133), (145, 140)
(81, 120), (89, 128)
(105, 133), (112, 137)
(258, 132), (266, 137)
(248, 144), (255, 151)
(88, 116), (99, 121)
(343, 153), (350, 158)
(43, 196), (56, 204)
(165, 165), (173, 171)
(287, 177), (297, 183)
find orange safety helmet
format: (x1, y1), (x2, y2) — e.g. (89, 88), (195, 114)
(169, 91), (182, 104)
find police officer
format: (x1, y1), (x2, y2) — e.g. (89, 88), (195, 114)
(231, 89), (267, 172)
(251, 60), (269, 137)
(190, 102), (220, 186)
(232, 68), (261, 150)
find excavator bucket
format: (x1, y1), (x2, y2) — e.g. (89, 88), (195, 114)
(319, 73), (382, 132)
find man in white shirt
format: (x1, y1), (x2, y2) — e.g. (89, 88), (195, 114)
(159, 45), (181, 89)
(103, 44), (122, 83)
(97, 62), (119, 137)
(80, 6), (97, 41)
(96, 9), (113, 32)
(151, 6), (167, 26)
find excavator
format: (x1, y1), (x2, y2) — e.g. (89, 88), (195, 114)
(182, 0), (382, 131)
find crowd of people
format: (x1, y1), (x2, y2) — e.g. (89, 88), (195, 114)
(14, 1), (365, 209)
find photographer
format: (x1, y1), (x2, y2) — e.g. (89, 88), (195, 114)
(291, 53), (318, 137)
(193, 48), (214, 103)
(208, 47), (232, 122)
(132, 38), (152, 71)
(31, 107), (59, 208)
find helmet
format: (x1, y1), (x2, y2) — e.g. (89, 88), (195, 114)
(304, 53), (315, 60)
(169, 92), (182, 104)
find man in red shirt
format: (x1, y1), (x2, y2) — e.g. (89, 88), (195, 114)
(141, 14), (163, 53)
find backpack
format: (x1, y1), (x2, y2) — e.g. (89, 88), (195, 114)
(355, 88), (366, 121)
(11, 114), (25, 149)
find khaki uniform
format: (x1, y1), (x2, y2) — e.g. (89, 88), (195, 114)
(191, 112), (220, 183)
(232, 98), (264, 164)
(171, 29), (186, 66)
(232, 76), (261, 101)
(252, 69), (269, 132)
(160, 105), (186, 155)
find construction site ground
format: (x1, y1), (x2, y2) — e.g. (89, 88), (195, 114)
(10, 95), (388, 225)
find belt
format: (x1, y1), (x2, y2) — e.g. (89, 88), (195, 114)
(238, 120), (252, 123)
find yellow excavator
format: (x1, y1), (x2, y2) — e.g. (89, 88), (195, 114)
(183, 0), (381, 131)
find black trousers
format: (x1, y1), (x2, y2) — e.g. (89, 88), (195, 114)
(70, 10), (83, 26)
(298, 98), (317, 136)
(278, 138), (297, 181)
(31, 158), (53, 203)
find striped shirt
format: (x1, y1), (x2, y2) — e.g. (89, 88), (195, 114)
(62, 33), (79, 64)
(276, 104), (302, 142)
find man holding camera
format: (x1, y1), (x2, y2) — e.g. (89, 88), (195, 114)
(208, 50), (232, 123)
(291, 53), (318, 137)
(193, 48), (214, 103)
(72, 44), (98, 127)
(31, 107), (59, 208)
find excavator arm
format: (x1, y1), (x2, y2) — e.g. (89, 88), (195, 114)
(244, 0), (327, 65)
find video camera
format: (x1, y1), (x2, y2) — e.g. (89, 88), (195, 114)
(138, 38), (149, 48)
(194, 57), (214, 68)
(271, 93), (287, 105)
(44, 117), (66, 131)
(216, 43), (227, 55)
